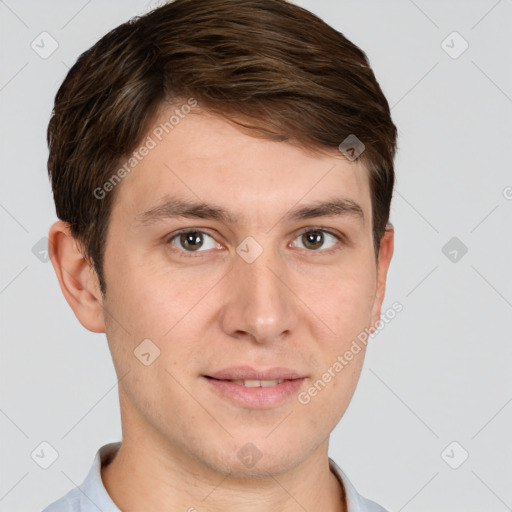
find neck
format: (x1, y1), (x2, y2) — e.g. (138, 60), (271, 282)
(101, 437), (346, 512)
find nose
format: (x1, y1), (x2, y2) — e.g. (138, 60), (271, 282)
(218, 243), (299, 345)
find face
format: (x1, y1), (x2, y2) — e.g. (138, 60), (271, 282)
(57, 105), (393, 478)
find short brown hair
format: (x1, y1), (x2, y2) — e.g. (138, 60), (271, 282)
(47, 0), (397, 296)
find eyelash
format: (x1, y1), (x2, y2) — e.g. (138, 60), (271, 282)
(165, 227), (345, 258)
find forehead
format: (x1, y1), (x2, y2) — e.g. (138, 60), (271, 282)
(112, 108), (371, 226)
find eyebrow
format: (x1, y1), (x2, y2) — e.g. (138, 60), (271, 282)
(135, 195), (365, 226)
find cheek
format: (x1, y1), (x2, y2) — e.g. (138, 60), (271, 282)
(298, 351), (366, 439)
(105, 250), (205, 339)
(105, 236), (376, 349)
(301, 252), (377, 335)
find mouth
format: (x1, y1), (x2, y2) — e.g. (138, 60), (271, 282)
(204, 365), (306, 382)
(204, 376), (289, 387)
(202, 367), (307, 408)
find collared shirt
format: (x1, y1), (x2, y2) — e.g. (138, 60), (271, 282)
(42, 442), (388, 512)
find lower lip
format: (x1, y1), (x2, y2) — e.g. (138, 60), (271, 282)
(203, 377), (306, 408)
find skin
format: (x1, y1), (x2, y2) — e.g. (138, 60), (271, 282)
(49, 105), (394, 512)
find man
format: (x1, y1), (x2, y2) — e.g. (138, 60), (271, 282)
(43, 0), (397, 510)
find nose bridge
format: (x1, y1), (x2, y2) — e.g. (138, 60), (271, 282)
(221, 238), (297, 343)
(244, 246), (282, 306)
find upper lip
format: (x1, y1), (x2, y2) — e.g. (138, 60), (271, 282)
(205, 366), (306, 381)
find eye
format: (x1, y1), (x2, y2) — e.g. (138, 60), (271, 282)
(167, 229), (219, 254)
(291, 228), (342, 252)
(166, 227), (344, 258)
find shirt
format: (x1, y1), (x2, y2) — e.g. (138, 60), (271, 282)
(42, 442), (388, 512)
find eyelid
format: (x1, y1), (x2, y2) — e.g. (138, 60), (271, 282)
(165, 226), (346, 256)
(291, 226), (345, 253)
(166, 228), (220, 255)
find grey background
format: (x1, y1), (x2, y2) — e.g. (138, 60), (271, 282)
(1, 0), (511, 510)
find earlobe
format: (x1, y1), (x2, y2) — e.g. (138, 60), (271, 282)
(370, 224), (395, 328)
(48, 221), (106, 333)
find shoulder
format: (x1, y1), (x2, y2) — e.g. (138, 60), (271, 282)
(360, 498), (389, 512)
(329, 457), (389, 512)
(41, 489), (81, 512)
(41, 442), (122, 512)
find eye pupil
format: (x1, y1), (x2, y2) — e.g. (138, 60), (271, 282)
(303, 231), (324, 250)
(172, 229), (335, 255)
(181, 232), (203, 251)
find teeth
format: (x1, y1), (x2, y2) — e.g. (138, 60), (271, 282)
(231, 379), (285, 387)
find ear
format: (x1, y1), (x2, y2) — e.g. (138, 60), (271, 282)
(370, 223), (394, 328)
(48, 220), (106, 333)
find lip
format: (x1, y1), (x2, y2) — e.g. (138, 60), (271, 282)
(204, 366), (306, 381)
(202, 366), (307, 409)
(203, 376), (306, 408)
